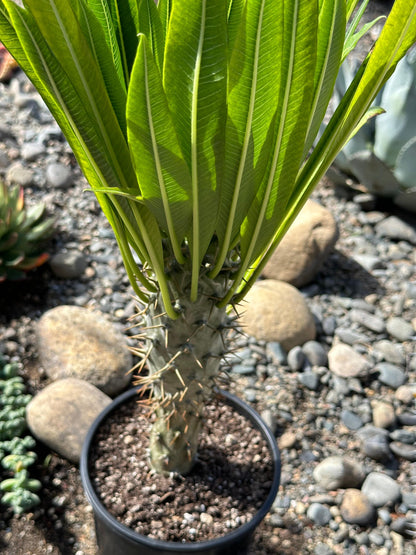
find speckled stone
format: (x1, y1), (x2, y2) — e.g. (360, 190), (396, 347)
(313, 456), (365, 490)
(240, 280), (316, 351)
(361, 472), (401, 507)
(27, 378), (111, 463)
(37, 305), (132, 395)
(340, 489), (376, 526)
(328, 343), (371, 378)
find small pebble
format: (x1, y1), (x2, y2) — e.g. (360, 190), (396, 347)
(266, 342), (287, 365)
(340, 489), (376, 526)
(386, 317), (414, 342)
(299, 371), (320, 391)
(302, 340), (328, 366)
(361, 472), (401, 508)
(287, 346), (305, 371)
(341, 409), (363, 431)
(46, 162), (73, 188)
(371, 400), (396, 429)
(389, 441), (416, 461)
(350, 309), (386, 333)
(397, 411), (416, 426)
(307, 503), (332, 526)
(376, 362), (406, 389)
(357, 425), (392, 461)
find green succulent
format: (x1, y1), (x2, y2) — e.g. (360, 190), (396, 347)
(0, 469), (41, 514)
(0, 0), (415, 476)
(0, 361), (19, 379)
(0, 182), (55, 282)
(329, 48), (416, 212)
(0, 357), (40, 514)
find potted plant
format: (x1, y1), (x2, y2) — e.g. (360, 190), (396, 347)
(0, 0), (415, 552)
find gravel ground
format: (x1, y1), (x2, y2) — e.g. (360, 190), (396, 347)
(1, 2), (415, 553)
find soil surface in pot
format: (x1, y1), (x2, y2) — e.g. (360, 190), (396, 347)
(89, 395), (275, 543)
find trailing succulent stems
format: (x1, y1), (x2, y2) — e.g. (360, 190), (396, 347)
(132, 250), (239, 475)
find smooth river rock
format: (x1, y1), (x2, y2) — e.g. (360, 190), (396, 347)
(37, 305), (132, 395)
(262, 200), (339, 287)
(27, 378), (111, 463)
(240, 280), (316, 351)
(328, 343), (371, 378)
(313, 456), (365, 490)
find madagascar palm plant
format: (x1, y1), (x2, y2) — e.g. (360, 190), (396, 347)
(0, 0), (415, 475)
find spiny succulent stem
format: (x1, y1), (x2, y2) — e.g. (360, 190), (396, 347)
(134, 269), (232, 475)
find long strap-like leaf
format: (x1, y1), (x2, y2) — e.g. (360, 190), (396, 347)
(107, 0), (140, 82)
(76, 0), (127, 132)
(236, 0), (416, 302)
(0, 0), (173, 312)
(211, 0), (283, 278)
(127, 35), (192, 263)
(302, 0), (345, 156)
(163, 0), (227, 300)
(220, 0), (317, 307)
(23, 0), (134, 194)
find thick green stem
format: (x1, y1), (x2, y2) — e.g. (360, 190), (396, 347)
(138, 268), (230, 475)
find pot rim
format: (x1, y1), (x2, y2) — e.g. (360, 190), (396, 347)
(80, 387), (281, 552)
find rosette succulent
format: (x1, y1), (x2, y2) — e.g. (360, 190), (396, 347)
(0, 182), (54, 281)
(329, 47), (416, 212)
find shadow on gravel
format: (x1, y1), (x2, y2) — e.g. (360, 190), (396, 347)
(314, 248), (385, 299)
(0, 266), (52, 322)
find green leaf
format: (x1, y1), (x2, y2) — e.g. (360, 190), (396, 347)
(227, 0), (245, 53)
(137, 0), (164, 73)
(75, 0), (127, 128)
(0, 0), (169, 303)
(343, 16), (385, 62)
(127, 35), (192, 263)
(21, 0), (133, 190)
(303, 0), (346, 156)
(348, 105), (385, 142)
(212, 0), (284, 276)
(20, 203), (45, 231)
(237, 0), (416, 302)
(25, 218), (55, 242)
(158, 0), (172, 38)
(163, 0), (227, 300)
(107, 0), (140, 81)
(238, 0), (317, 285)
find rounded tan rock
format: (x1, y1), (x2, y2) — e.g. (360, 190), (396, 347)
(239, 280), (316, 351)
(262, 200), (338, 287)
(371, 400), (396, 429)
(26, 378), (112, 463)
(340, 489), (376, 526)
(328, 343), (371, 378)
(37, 305), (132, 395)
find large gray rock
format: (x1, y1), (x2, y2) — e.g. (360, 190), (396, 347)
(37, 305), (132, 395)
(240, 280), (316, 351)
(262, 200), (339, 287)
(26, 378), (111, 463)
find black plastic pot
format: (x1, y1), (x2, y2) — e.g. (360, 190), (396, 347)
(80, 388), (281, 555)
